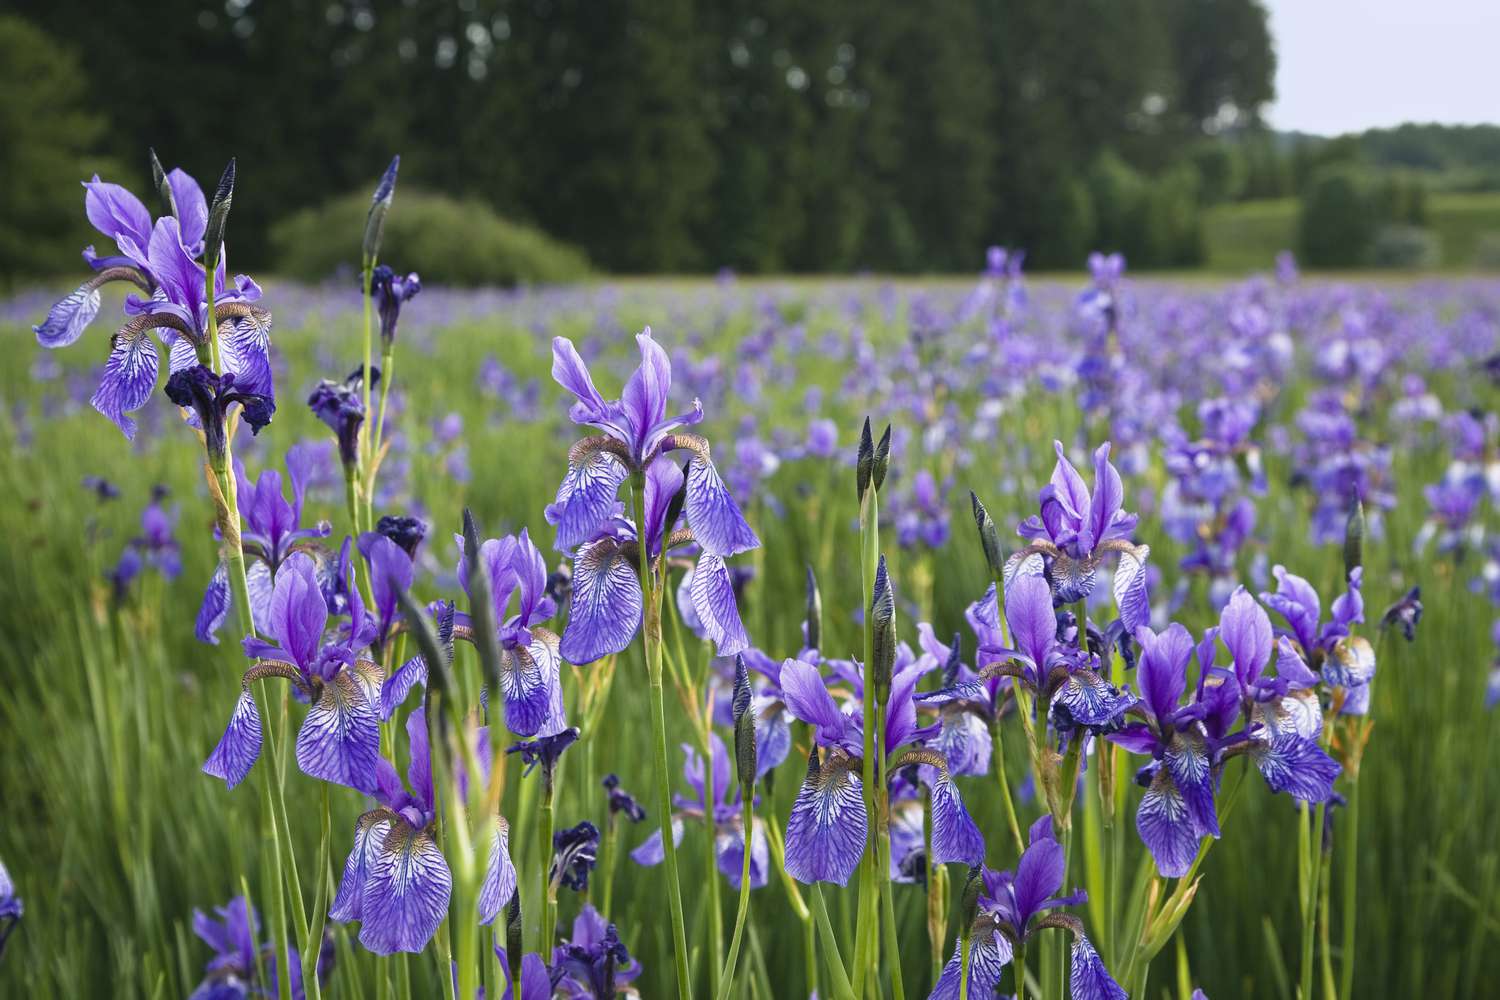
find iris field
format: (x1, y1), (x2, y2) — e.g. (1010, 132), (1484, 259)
(1, 163), (1499, 1000)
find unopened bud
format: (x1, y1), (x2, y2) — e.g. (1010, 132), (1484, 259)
(870, 555), (895, 705)
(364, 154), (400, 262)
(203, 158), (235, 269)
(732, 655), (757, 791)
(1343, 497), (1364, 581)
(804, 565), (822, 652)
(857, 417), (874, 503)
(872, 424), (892, 491)
(970, 491), (1004, 579)
(149, 148), (176, 218)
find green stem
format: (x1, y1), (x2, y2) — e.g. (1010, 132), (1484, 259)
(360, 258), (374, 469)
(631, 474), (691, 998)
(1319, 834), (1335, 999)
(810, 884), (858, 1000)
(538, 774), (555, 958)
(1300, 803), (1324, 1000)
(958, 930), (973, 1000)
(705, 759), (724, 999)
(989, 716), (1025, 856)
(1339, 776), (1360, 1000)
(372, 348), (395, 475)
(600, 818), (618, 918)
(1014, 941), (1027, 1000)
(875, 701), (905, 1000)
(717, 809), (755, 1000)
(925, 784), (942, 982)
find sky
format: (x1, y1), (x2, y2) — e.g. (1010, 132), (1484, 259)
(1262, 0), (1500, 135)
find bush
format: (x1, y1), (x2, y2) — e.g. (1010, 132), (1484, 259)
(1298, 165), (1379, 267)
(270, 190), (591, 286)
(1367, 225), (1441, 269)
(1473, 232), (1500, 271)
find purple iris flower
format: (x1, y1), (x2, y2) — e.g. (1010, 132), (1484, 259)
(357, 530), (415, 655)
(187, 895), (331, 1000)
(202, 549), (384, 793)
(932, 815), (1124, 1000)
(332, 705), (517, 955)
(923, 575), (1134, 743)
(552, 904), (642, 999)
(196, 444), (334, 644)
(778, 651), (984, 886)
(389, 529), (566, 736)
(1214, 589), (1341, 803)
(630, 733), (769, 891)
(487, 950), (552, 1000)
(1261, 565), (1375, 715)
(370, 264), (421, 349)
(0, 859), (20, 961)
(552, 454), (750, 664)
(164, 365), (274, 461)
(1012, 441), (1150, 626)
(309, 368), (376, 471)
(911, 625), (992, 777)
(35, 169), (272, 438)
(1106, 623), (1222, 878)
(547, 329), (759, 663)
(602, 774), (648, 822)
(551, 821), (600, 892)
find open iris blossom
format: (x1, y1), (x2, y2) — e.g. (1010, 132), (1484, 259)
(777, 650), (984, 886)
(931, 816), (1124, 1000)
(631, 733), (769, 890)
(188, 895), (331, 1000)
(331, 706), (516, 955)
(197, 443), (334, 643)
(1215, 587), (1341, 801)
(1261, 565), (1375, 715)
(546, 329), (759, 663)
(1010, 441), (1150, 628)
(35, 164), (272, 439)
(202, 550), (385, 793)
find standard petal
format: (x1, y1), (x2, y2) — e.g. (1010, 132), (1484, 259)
(688, 553), (750, 656)
(91, 324), (160, 439)
(778, 658), (847, 742)
(629, 817), (685, 867)
(295, 672), (381, 793)
(1136, 768), (1201, 879)
(1135, 622), (1193, 724)
(269, 552), (326, 670)
(936, 708), (992, 777)
(784, 752), (866, 886)
(685, 456), (760, 557)
(84, 176), (153, 263)
(203, 688), (263, 789)
(330, 812), (390, 922)
(34, 281), (103, 348)
(753, 700), (791, 780)
(166, 167), (209, 250)
(1005, 574), (1056, 669)
(559, 538), (642, 664)
(358, 822), (453, 955)
(1220, 586), (1273, 688)
(1088, 442), (1124, 550)
(477, 817), (518, 925)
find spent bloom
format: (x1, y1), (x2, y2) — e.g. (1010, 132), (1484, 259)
(370, 264), (421, 350)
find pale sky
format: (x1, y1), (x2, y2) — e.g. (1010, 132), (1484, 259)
(1262, 0), (1500, 135)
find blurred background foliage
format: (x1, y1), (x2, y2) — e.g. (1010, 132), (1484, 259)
(4, 2), (1500, 281)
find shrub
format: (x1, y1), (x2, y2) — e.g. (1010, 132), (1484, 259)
(1473, 232), (1500, 271)
(1298, 165), (1379, 267)
(1367, 225), (1441, 269)
(270, 190), (591, 286)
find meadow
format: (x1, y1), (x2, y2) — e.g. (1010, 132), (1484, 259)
(2, 216), (1499, 1000)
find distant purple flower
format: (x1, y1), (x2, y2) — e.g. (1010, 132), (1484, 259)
(1261, 565), (1375, 715)
(509, 727), (579, 782)
(550, 821), (600, 892)
(370, 265), (421, 349)
(631, 733), (769, 890)
(82, 475), (121, 500)
(0, 859), (20, 961)
(202, 550), (383, 792)
(1380, 587), (1423, 642)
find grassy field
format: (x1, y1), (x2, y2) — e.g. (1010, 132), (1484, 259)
(1204, 192), (1500, 272)
(0, 272), (1497, 999)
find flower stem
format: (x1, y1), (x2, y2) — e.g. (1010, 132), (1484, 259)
(989, 716), (1025, 856)
(537, 772), (555, 958)
(958, 930), (973, 1000)
(704, 740), (724, 998)
(1339, 775), (1360, 1000)
(1013, 941), (1027, 1000)
(1299, 802), (1325, 1000)
(809, 883), (858, 1000)
(600, 817), (618, 918)
(631, 473), (692, 998)
(717, 809), (755, 1000)
(875, 702), (906, 1000)
(360, 257), (374, 469)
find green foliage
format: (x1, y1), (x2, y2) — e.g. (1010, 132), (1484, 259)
(1298, 166), (1381, 267)
(1474, 233), (1500, 271)
(269, 190), (591, 286)
(0, 15), (111, 281)
(1190, 141), (1248, 205)
(1368, 225), (1441, 269)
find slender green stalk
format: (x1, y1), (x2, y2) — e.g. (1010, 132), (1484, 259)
(875, 701), (906, 1000)
(989, 716), (1025, 855)
(1319, 838), (1335, 999)
(1299, 803), (1325, 1000)
(1339, 775), (1361, 1000)
(600, 817), (618, 918)
(1014, 941), (1027, 1000)
(717, 810), (755, 1000)
(958, 930), (973, 1000)
(630, 474), (691, 998)
(925, 784), (942, 982)
(704, 755), (724, 998)
(537, 772), (555, 958)
(372, 348), (395, 469)
(809, 884), (858, 1000)
(360, 258), (374, 465)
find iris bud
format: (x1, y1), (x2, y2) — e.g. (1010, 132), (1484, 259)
(364, 155), (399, 262)
(970, 490), (1005, 579)
(1343, 497), (1364, 582)
(870, 555), (895, 706)
(732, 655), (757, 791)
(857, 417), (874, 503)
(203, 158), (235, 270)
(804, 565), (822, 653)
